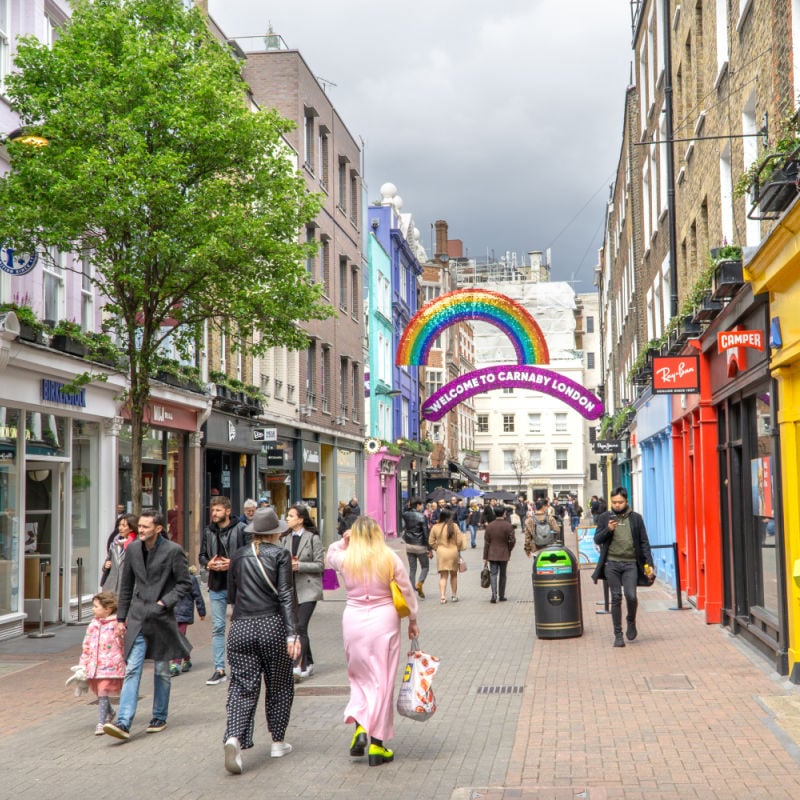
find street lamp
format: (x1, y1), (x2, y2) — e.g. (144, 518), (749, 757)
(1, 127), (49, 148)
(374, 387), (401, 398)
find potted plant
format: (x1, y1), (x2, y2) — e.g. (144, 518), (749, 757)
(209, 370), (231, 401)
(50, 319), (90, 357)
(86, 331), (124, 368)
(710, 245), (744, 300)
(692, 289), (724, 322)
(0, 298), (46, 343)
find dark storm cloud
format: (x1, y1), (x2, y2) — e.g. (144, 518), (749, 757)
(209, 0), (632, 286)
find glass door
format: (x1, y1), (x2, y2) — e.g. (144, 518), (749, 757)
(24, 462), (63, 623)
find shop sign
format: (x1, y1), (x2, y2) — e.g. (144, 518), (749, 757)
(652, 356), (700, 394)
(479, 471), (490, 483)
(302, 442), (320, 472)
(717, 330), (764, 352)
(266, 448), (284, 467)
(41, 379), (86, 408)
(1, 244), (38, 276)
(593, 440), (622, 454)
(253, 427), (277, 443)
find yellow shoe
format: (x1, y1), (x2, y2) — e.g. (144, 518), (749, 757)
(415, 581), (425, 598)
(368, 743), (394, 766)
(349, 725), (367, 756)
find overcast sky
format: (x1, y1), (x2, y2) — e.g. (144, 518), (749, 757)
(208, 1), (633, 287)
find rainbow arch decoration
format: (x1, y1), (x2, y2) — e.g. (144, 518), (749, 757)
(396, 288), (550, 367)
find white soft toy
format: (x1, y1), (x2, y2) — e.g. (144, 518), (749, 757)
(65, 664), (88, 696)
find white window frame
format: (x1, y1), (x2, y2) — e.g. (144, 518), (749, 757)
(44, 246), (66, 324)
(502, 414), (515, 433)
(528, 413), (541, 433)
(555, 413), (567, 432)
(555, 449), (568, 470)
(0, 0), (10, 92)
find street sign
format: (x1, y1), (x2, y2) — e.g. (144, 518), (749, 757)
(253, 427), (278, 443)
(593, 440), (622, 454)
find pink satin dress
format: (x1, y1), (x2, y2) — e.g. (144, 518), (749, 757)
(325, 540), (418, 741)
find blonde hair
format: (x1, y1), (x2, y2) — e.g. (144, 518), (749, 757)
(342, 516), (394, 584)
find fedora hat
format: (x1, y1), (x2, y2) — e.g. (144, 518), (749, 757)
(245, 507), (288, 536)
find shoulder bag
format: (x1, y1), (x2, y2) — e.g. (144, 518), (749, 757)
(390, 562), (411, 618)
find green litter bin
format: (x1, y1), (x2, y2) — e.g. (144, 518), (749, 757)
(532, 545), (583, 639)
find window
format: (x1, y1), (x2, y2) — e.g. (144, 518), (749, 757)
(477, 414), (489, 433)
(305, 226), (316, 279)
(528, 413), (541, 433)
(502, 414), (515, 433)
(337, 157), (347, 211)
(351, 267), (359, 319)
(80, 252), (94, 332)
(590, 463), (598, 481)
(555, 450), (568, 470)
(351, 363), (360, 421)
(586, 316), (594, 333)
(321, 237), (331, 297)
(286, 349), (297, 403)
(306, 343), (316, 407)
(321, 346), (330, 413)
(303, 109), (315, 172)
(529, 449), (541, 469)
(503, 450), (515, 471)
(479, 451), (489, 470)
(589, 427), (597, 444)
(587, 352), (595, 369)
(44, 247), (65, 323)
(426, 369), (443, 397)
(502, 386), (513, 395)
(555, 413), (567, 432)
(273, 347), (285, 400)
(340, 357), (348, 418)
(318, 130), (329, 189)
(339, 257), (348, 311)
(350, 170), (359, 226)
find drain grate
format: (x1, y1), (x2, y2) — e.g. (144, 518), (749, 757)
(476, 684), (525, 695)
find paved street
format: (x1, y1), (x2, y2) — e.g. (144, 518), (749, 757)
(2, 534), (800, 799)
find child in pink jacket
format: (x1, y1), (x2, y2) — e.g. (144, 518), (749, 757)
(79, 590), (126, 735)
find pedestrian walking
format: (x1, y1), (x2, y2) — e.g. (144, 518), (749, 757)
(103, 509), (192, 740)
(79, 590), (126, 736)
(282, 503), (323, 681)
(99, 513), (138, 594)
(591, 486), (655, 647)
(428, 509), (467, 603)
(523, 499), (560, 557)
(199, 495), (248, 686)
(324, 516), (419, 767)
(401, 497), (431, 598)
(169, 565), (206, 676)
(467, 503), (482, 548)
(222, 507), (300, 775)
(483, 505), (516, 603)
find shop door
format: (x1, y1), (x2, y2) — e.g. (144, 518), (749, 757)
(24, 462), (64, 623)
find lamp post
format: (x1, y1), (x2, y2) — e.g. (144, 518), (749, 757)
(374, 387), (401, 398)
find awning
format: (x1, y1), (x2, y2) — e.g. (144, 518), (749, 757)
(448, 460), (489, 489)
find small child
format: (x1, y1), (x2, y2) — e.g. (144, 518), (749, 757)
(170, 564), (206, 676)
(79, 590), (126, 735)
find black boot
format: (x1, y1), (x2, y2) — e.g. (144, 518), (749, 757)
(626, 619), (637, 641)
(613, 629), (625, 647)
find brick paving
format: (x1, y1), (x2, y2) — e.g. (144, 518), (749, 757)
(1, 530), (799, 799)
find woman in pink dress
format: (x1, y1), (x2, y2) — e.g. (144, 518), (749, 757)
(325, 516), (419, 766)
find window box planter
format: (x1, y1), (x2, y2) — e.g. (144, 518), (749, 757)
(678, 315), (703, 340)
(18, 323), (46, 345)
(50, 334), (88, 358)
(755, 160), (800, 217)
(692, 291), (723, 323)
(711, 259), (744, 300)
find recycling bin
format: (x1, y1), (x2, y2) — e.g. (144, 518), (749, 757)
(531, 545), (583, 639)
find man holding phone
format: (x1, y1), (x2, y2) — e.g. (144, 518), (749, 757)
(591, 486), (655, 647)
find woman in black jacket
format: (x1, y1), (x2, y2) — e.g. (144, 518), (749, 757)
(223, 508), (300, 775)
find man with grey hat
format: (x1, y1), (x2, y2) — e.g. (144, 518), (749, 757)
(223, 506), (300, 775)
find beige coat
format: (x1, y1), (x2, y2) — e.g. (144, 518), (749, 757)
(429, 522), (466, 573)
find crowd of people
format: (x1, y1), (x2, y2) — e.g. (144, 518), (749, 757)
(80, 487), (647, 775)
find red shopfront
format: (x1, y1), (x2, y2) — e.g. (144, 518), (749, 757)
(118, 399), (202, 551)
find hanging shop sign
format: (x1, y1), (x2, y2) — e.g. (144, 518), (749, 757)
(593, 440), (623, 454)
(652, 355), (700, 394)
(717, 329), (765, 352)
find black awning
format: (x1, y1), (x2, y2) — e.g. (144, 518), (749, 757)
(448, 460), (489, 489)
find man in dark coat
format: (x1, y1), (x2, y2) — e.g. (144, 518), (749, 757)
(591, 486), (654, 648)
(482, 505), (516, 603)
(104, 509), (192, 739)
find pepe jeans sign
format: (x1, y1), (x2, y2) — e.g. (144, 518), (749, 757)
(592, 440), (622, 454)
(652, 356), (700, 394)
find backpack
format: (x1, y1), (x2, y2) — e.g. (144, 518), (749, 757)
(529, 514), (554, 547)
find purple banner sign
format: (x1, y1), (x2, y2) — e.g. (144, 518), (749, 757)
(421, 365), (604, 422)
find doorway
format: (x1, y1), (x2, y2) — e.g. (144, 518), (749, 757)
(24, 462), (64, 623)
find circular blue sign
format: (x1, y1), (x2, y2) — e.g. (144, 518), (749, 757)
(0, 245), (38, 276)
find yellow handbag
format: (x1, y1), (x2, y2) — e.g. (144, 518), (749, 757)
(390, 565), (411, 618)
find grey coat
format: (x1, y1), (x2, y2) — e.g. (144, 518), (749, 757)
(117, 535), (192, 662)
(281, 529), (324, 604)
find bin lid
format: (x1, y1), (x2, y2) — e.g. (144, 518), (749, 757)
(534, 549), (574, 575)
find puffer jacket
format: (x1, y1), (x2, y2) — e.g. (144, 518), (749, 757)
(79, 616), (126, 680)
(227, 541), (298, 638)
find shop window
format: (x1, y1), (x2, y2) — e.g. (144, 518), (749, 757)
(0, 407), (21, 616)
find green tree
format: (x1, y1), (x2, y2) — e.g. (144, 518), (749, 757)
(0, 0), (332, 513)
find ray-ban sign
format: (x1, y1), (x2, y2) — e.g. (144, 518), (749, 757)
(652, 355), (700, 394)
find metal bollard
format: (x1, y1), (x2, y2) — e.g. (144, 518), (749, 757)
(67, 557), (89, 626)
(28, 559), (55, 639)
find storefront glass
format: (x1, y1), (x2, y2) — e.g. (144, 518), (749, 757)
(337, 448), (357, 506)
(71, 422), (97, 597)
(0, 408), (21, 617)
(25, 412), (67, 457)
(754, 393), (778, 614)
(166, 431), (185, 545)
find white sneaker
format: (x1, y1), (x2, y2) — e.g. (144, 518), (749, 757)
(271, 741), (292, 758)
(300, 664), (314, 679)
(292, 666), (303, 682)
(224, 736), (243, 774)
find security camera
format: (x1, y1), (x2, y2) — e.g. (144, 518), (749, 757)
(371, 218), (379, 229)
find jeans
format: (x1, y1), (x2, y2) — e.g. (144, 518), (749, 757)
(116, 632), (171, 727)
(459, 519), (467, 532)
(571, 516), (580, 531)
(489, 561), (508, 600)
(468, 524), (477, 547)
(406, 550), (429, 586)
(209, 589), (228, 671)
(604, 560), (639, 633)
